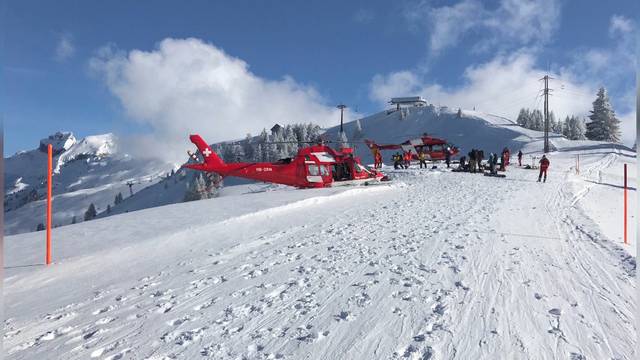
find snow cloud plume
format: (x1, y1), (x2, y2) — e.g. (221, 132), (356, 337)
(406, 0), (560, 54)
(90, 38), (340, 163)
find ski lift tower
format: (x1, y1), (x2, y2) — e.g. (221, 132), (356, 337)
(126, 181), (134, 196)
(337, 104), (347, 133)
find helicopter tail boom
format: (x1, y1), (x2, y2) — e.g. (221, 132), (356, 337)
(182, 134), (226, 172)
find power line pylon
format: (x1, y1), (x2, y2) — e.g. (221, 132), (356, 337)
(540, 75), (554, 153)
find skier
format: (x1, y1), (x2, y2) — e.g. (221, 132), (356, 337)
(445, 147), (451, 168)
(517, 150), (523, 166)
(418, 150), (427, 169)
(538, 155), (550, 182)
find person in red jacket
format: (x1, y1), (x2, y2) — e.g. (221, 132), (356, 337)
(404, 150), (412, 168)
(538, 155), (550, 182)
(374, 151), (383, 169)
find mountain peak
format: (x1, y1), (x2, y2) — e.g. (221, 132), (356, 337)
(39, 131), (76, 154)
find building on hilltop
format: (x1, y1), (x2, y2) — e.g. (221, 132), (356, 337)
(389, 96), (427, 110)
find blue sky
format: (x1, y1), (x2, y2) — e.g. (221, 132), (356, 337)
(2, 0), (637, 157)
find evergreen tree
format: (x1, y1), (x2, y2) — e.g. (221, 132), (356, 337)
(586, 87), (621, 142)
(114, 192), (123, 205)
(242, 133), (254, 161)
(283, 125), (298, 157)
(563, 115), (586, 140)
(254, 143), (264, 162)
(561, 116), (572, 138)
(71, 216), (77, 224)
(530, 109), (544, 131)
(183, 173), (206, 202)
(106, 204), (112, 214)
(549, 111), (562, 134)
(36, 223), (45, 231)
(84, 203), (97, 221)
(457, 108), (462, 118)
(516, 108), (531, 129)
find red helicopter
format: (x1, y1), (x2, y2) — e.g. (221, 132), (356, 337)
(365, 134), (459, 161)
(182, 134), (388, 188)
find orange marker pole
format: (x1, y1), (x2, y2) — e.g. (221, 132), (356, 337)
(623, 163), (627, 245)
(46, 144), (52, 265)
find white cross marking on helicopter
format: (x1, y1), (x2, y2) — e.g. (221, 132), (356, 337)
(202, 148), (212, 157)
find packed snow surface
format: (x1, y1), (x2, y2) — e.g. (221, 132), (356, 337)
(4, 147), (635, 359)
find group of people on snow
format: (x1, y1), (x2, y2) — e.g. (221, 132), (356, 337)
(465, 149), (485, 173)
(381, 144), (550, 182)
(392, 150), (414, 169)
(391, 147), (453, 170)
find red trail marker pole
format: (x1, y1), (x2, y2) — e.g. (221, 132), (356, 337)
(623, 163), (627, 245)
(46, 144), (52, 265)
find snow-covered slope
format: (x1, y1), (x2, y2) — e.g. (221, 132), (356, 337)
(324, 106), (631, 163)
(4, 132), (173, 235)
(4, 147), (635, 359)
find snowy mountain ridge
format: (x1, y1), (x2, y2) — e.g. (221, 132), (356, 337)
(4, 131), (173, 235)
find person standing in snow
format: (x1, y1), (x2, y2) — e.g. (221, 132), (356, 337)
(476, 150), (484, 171)
(404, 150), (412, 168)
(493, 153), (499, 174)
(468, 149), (477, 173)
(517, 150), (523, 166)
(392, 153), (401, 169)
(538, 155), (550, 182)
(501, 147), (510, 169)
(418, 150), (427, 169)
(445, 147), (451, 168)
(374, 150), (383, 169)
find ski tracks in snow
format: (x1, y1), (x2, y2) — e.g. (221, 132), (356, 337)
(5, 163), (636, 359)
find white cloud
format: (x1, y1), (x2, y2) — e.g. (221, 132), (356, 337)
(406, 0), (560, 54)
(609, 14), (633, 35)
(90, 38), (341, 163)
(55, 33), (75, 62)
(369, 51), (635, 145)
(372, 9), (636, 147)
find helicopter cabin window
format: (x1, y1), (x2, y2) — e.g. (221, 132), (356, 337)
(319, 165), (330, 176)
(432, 144), (444, 152)
(307, 164), (320, 176)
